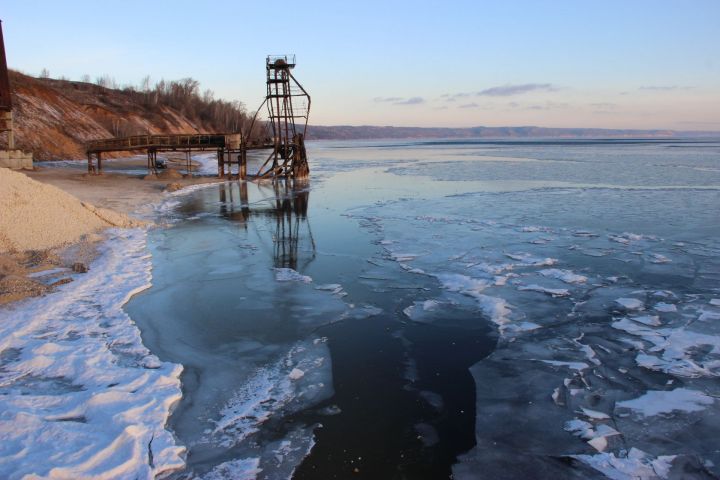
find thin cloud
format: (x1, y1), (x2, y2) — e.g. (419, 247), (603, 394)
(440, 92), (473, 102)
(526, 102), (569, 111)
(590, 102), (617, 109)
(638, 85), (694, 91)
(458, 102), (479, 109)
(394, 96), (425, 105)
(477, 83), (559, 97)
(373, 96), (404, 103)
(373, 96), (425, 106)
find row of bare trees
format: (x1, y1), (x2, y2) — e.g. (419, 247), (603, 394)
(30, 69), (269, 139)
(127, 76), (256, 134)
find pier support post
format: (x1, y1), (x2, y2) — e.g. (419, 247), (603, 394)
(239, 149), (247, 180)
(217, 149), (224, 178)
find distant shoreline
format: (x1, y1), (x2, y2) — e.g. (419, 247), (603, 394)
(306, 124), (720, 141)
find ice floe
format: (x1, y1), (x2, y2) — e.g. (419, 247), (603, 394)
(616, 388), (715, 417)
(654, 302), (677, 312)
(274, 267), (312, 283)
(346, 182), (720, 477)
(539, 268), (588, 284)
(573, 448), (677, 480)
(615, 297), (645, 310)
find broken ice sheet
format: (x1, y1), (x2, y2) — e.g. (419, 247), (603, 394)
(351, 186), (720, 477)
(616, 388), (715, 417)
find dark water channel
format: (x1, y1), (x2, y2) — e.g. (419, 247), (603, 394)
(127, 170), (495, 479)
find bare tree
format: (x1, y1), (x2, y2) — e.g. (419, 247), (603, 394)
(140, 75), (151, 92)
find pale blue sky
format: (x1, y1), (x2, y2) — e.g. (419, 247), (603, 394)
(3, 0), (719, 129)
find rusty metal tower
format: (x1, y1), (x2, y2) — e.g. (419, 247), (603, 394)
(0, 20), (14, 149)
(248, 55), (311, 179)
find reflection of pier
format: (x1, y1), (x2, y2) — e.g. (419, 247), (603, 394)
(85, 54), (310, 180)
(217, 180), (315, 270)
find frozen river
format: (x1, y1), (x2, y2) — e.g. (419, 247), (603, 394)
(125, 138), (720, 479)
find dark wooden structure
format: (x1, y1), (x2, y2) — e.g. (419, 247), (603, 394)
(85, 133), (262, 175)
(0, 20), (14, 148)
(85, 54), (311, 180)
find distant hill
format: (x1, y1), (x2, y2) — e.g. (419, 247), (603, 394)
(307, 125), (718, 140)
(4, 71), (252, 160)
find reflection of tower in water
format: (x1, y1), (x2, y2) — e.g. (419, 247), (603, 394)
(216, 180), (314, 270)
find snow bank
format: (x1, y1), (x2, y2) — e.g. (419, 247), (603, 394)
(0, 229), (184, 479)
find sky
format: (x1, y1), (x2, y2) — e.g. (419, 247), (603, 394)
(3, 0), (719, 130)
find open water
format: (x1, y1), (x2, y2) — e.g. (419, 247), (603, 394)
(126, 138), (720, 479)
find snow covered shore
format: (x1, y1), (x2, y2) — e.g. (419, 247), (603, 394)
(0, 228), (185, 479)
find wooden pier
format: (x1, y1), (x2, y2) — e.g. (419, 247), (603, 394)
(85, 133), (274, 178)
(86, 54), (311, 181)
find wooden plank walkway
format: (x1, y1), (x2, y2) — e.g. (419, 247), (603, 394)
(85, 133), (275, 177)
(87, 133), (235, 154)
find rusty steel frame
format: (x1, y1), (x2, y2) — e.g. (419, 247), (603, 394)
(246, 55), (311, 180)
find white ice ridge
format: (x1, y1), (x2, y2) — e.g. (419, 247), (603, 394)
(616, 388), (715, 417)
(274, 267), (312, 283)
(573, 448), (676, 480)
(209, 337), (333, 449)
(505, 252), (558, 266)
(0, 229), (184, 480)
(518, 284), (571, 297)
(202, 458), (262, 480)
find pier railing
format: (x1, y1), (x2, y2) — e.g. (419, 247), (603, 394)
(86, 133), (234, 154)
